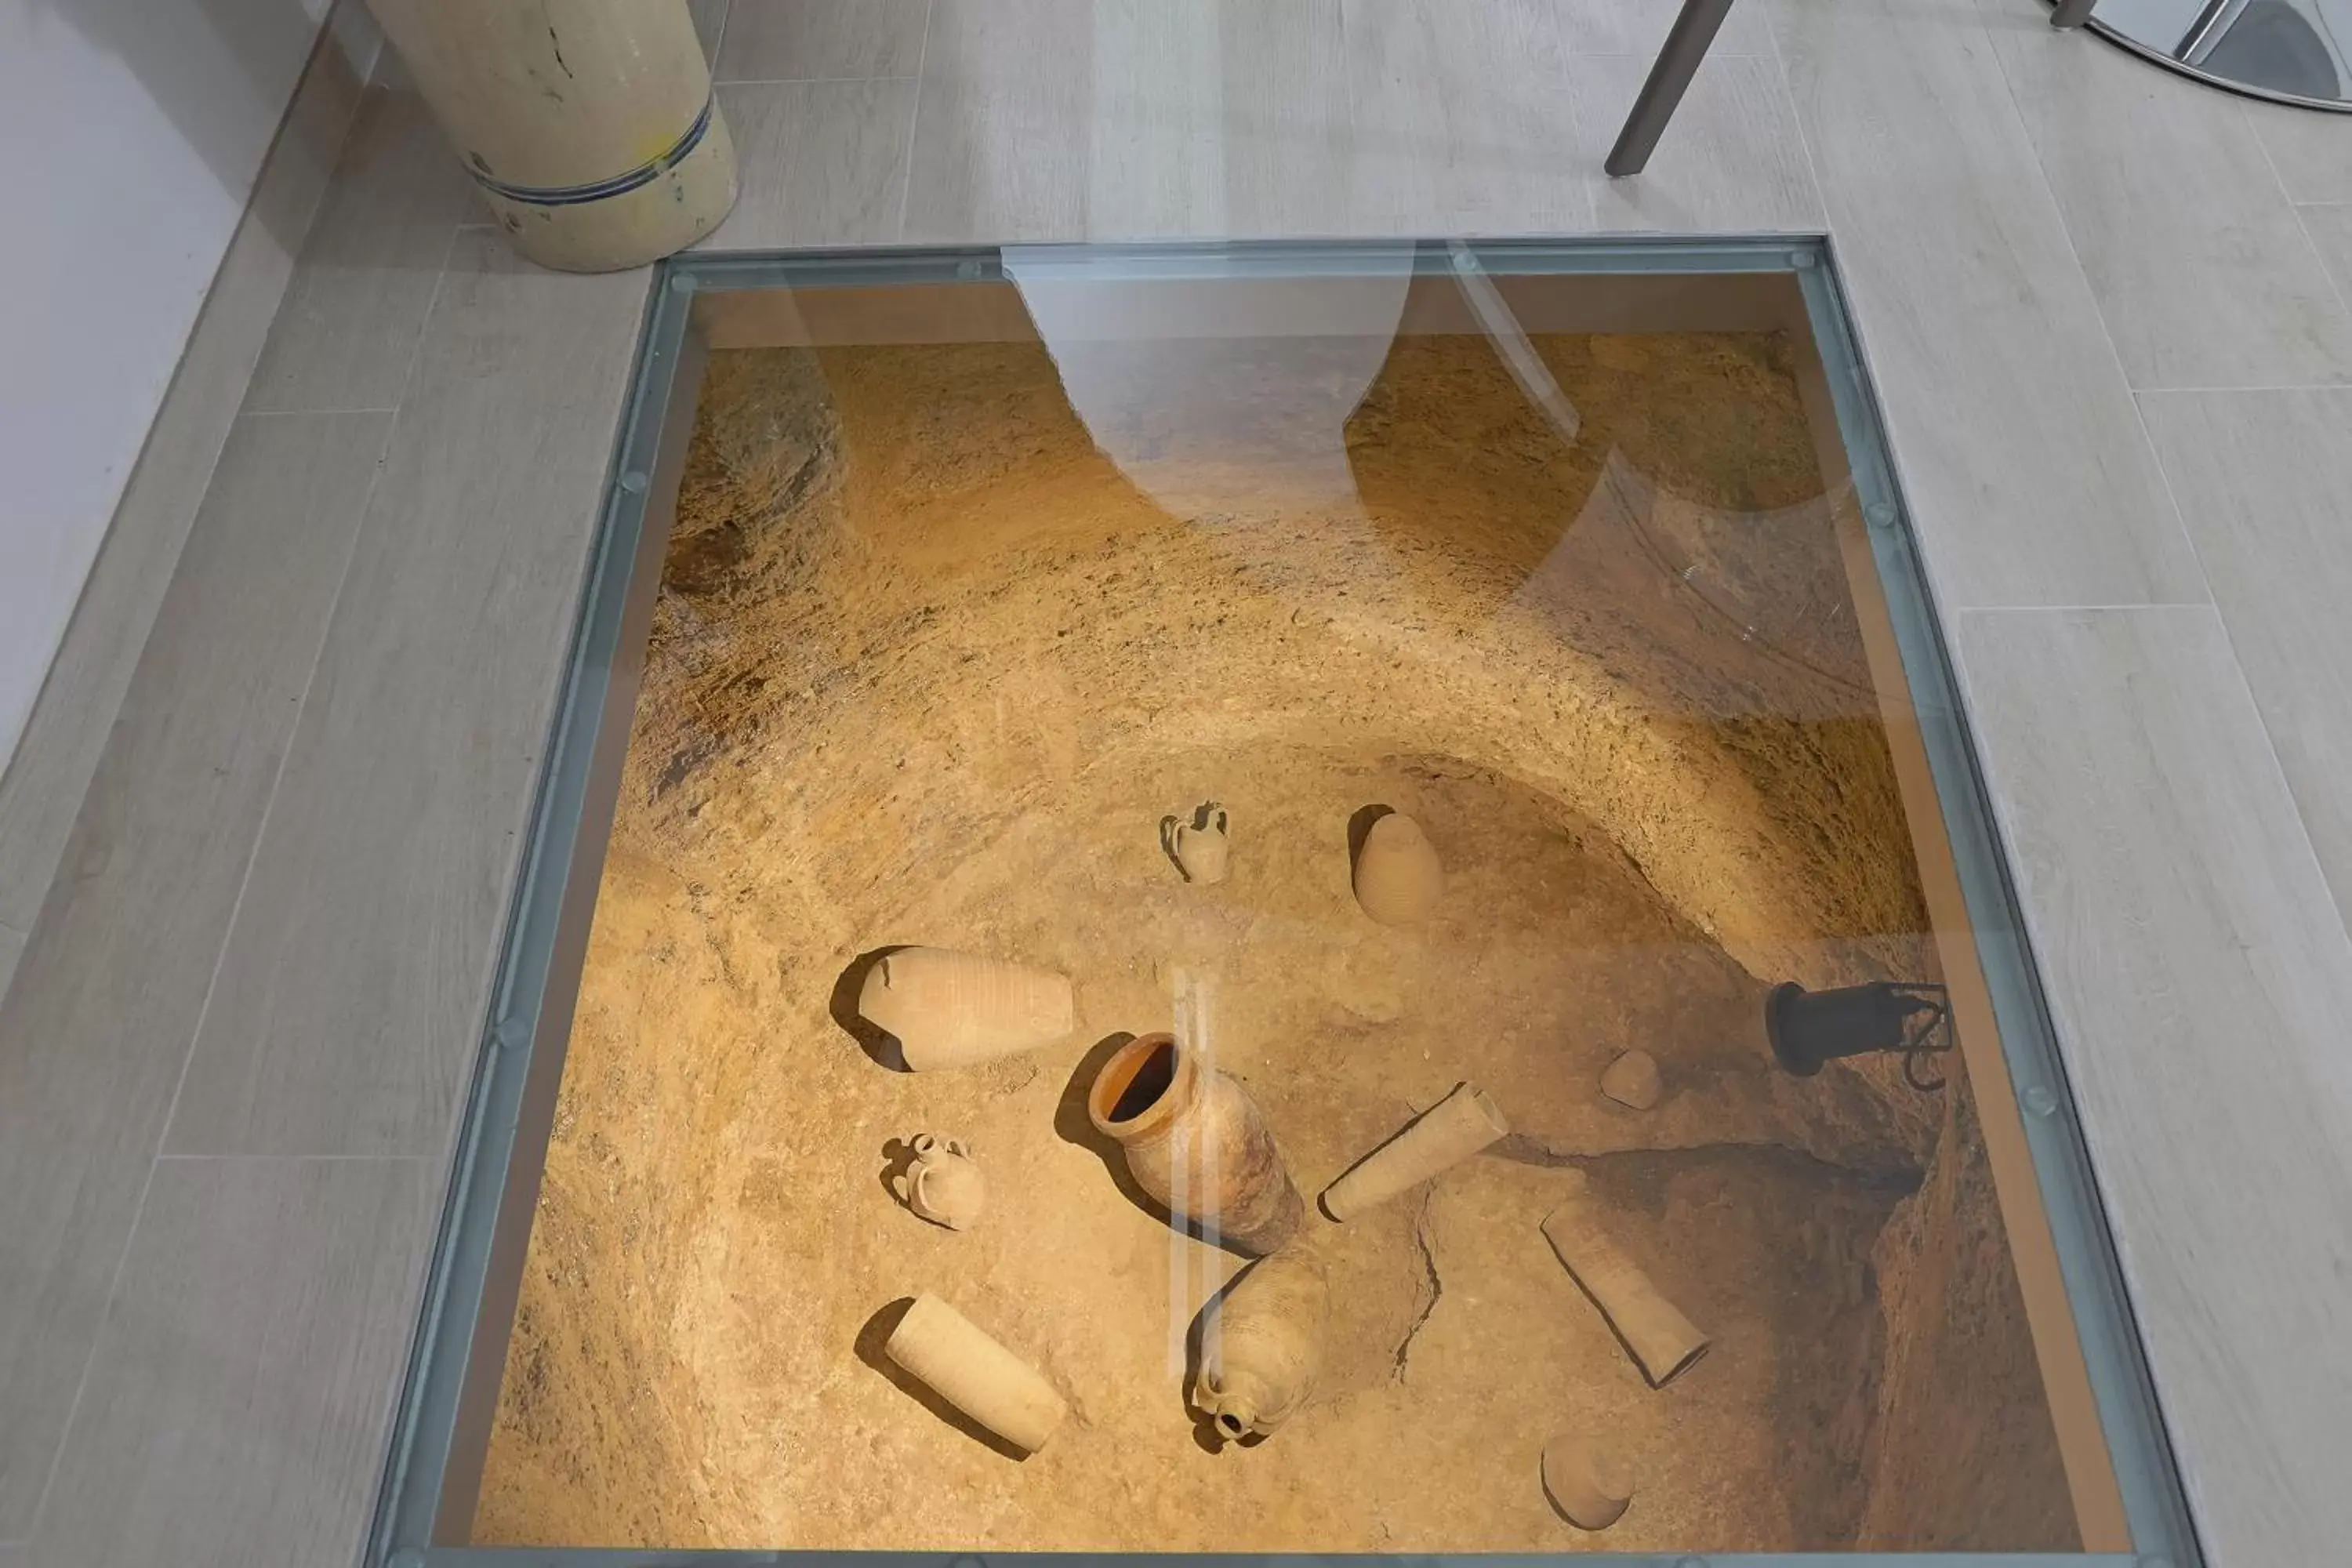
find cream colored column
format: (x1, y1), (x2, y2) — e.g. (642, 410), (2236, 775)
(368, 0), (735, 271)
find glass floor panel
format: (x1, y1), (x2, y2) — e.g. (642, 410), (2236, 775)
(375, 242), (2190, 1566)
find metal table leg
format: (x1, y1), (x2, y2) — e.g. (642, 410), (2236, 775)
(1605, 0), (1737, 177)
(2050, 0), (2099, 28)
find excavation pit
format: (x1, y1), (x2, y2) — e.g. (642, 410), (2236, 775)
(441, 250), (2155, 1559)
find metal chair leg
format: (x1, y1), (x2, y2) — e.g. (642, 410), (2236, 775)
(1605, 0), (1737, 177)
(2050, 0), (2099, 28)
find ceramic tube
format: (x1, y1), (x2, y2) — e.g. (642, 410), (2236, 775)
(1542, 1191), (1710, 1386)
(1320, 1083), (1508, 1221)
(884, 1294), (1068, 1454)
(858, 947), (1076, 1071)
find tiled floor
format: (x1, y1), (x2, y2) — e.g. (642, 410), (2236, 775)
(2, 1), (2350, 1564)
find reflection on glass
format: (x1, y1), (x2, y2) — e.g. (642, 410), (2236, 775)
(467, 257), (2123, 1555)
(2082, 0), (2352, 107)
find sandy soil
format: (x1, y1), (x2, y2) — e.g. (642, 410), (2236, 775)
(470, 322), (2072, 1552)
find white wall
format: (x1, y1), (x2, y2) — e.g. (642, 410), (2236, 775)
(0, 0), (332, 771)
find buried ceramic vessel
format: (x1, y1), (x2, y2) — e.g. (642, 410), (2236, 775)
(1193, 1243), (1329, 1439)
(857, 946), (1075, 1071)
(1087, 1032), (1305, 1256)
(883, 1292), (1067, 1454)
(1163, 802), (1231, 884)
(891, 1134), (986, 1230)
(1541, 1432), (1635, 1531)
(1351, 811), (1443, 925)
(1542, 1175), (1711, 1386)
(1599, 1049), (1663, 1111)
(1320, 1081), (1508, 1221)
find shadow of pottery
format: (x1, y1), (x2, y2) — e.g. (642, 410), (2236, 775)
(1161, 800), (1222, 880)
(1346, 802), (1396, 869)
(832, 946), (911, 1072)
(878, 1136), (921, 1207)
(854, 1298), (1029, 1461)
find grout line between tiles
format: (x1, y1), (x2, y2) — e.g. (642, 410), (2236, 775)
(1974, 5), (2216, 616)
(151, 1152), (432, 1163)
(709, 0), (735, 72)
(1767, 17), (1831, 238)
(21, 220), (466, 1546)
(238, 405), (404, 419)
(2127, 382), (2352, 394)
(1961, 601), (2226, 615)
(895, 0), (934, 240)
(2110, 103), (2352, 949)
(2251, 121), (2352, 336)
(1954, 602), (2352, 968)
(713, 72), (922, 86)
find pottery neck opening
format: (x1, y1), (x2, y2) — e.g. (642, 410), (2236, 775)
(1087, 1032), (1198, 1141)
(1198, 1368), (1264, 1438)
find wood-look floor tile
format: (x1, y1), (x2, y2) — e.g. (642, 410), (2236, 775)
(1979, 0), (2352, 390)
(2137, 387), (2352, 931)
(717, 0), (930, 82)
(1343, 0), (1591, 234)
(708, 80), (916, 249)
(1954, 604), (2352, 1568)
(690, 0), (732, 67)
(0, 921), (22, 1011)
(2247, 96), (2352, 207)
(31, 1158), (435, 1568)
(2304, 202), (2352, 303)
(902, 0), (1355, 242)
(244, 85), (475, 415)
(1087, 0), (1355, 238)
(1574, 53), (1822, 233)
(1557, 0), (1775, 55)
(0, 28), (365, 932)
(162, 235), (644, 1158)
(903, 0), (1091, 240)
(1774, 0), (2209, 607)
(0, 411), (390, 1534)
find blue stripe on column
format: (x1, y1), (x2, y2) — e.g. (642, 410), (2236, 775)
(468, 93), (715, 208)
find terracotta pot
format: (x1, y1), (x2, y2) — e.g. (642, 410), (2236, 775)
(370, 0), (736, 270)
(857, 946), (1075, 1071)
(1352, 811), (1443, 925)
(891, 1134), (986, 1231)
(1320, 1081), (1508, 1221)
(883, 1293), (1067, 1454)
(1193, 1243), (1328, 1439)
(1542, 1432), (1635, 1531)
(1542, 1178), (1710, 1387)
(1599, 1049), (1663, 1110)
(1087, 1032), (1303, 1256)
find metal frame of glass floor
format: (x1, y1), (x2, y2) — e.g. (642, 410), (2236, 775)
(362, 237), (2204, 1568)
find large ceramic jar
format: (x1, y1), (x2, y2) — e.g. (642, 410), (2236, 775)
(1086, 1031), (1304, 1256)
